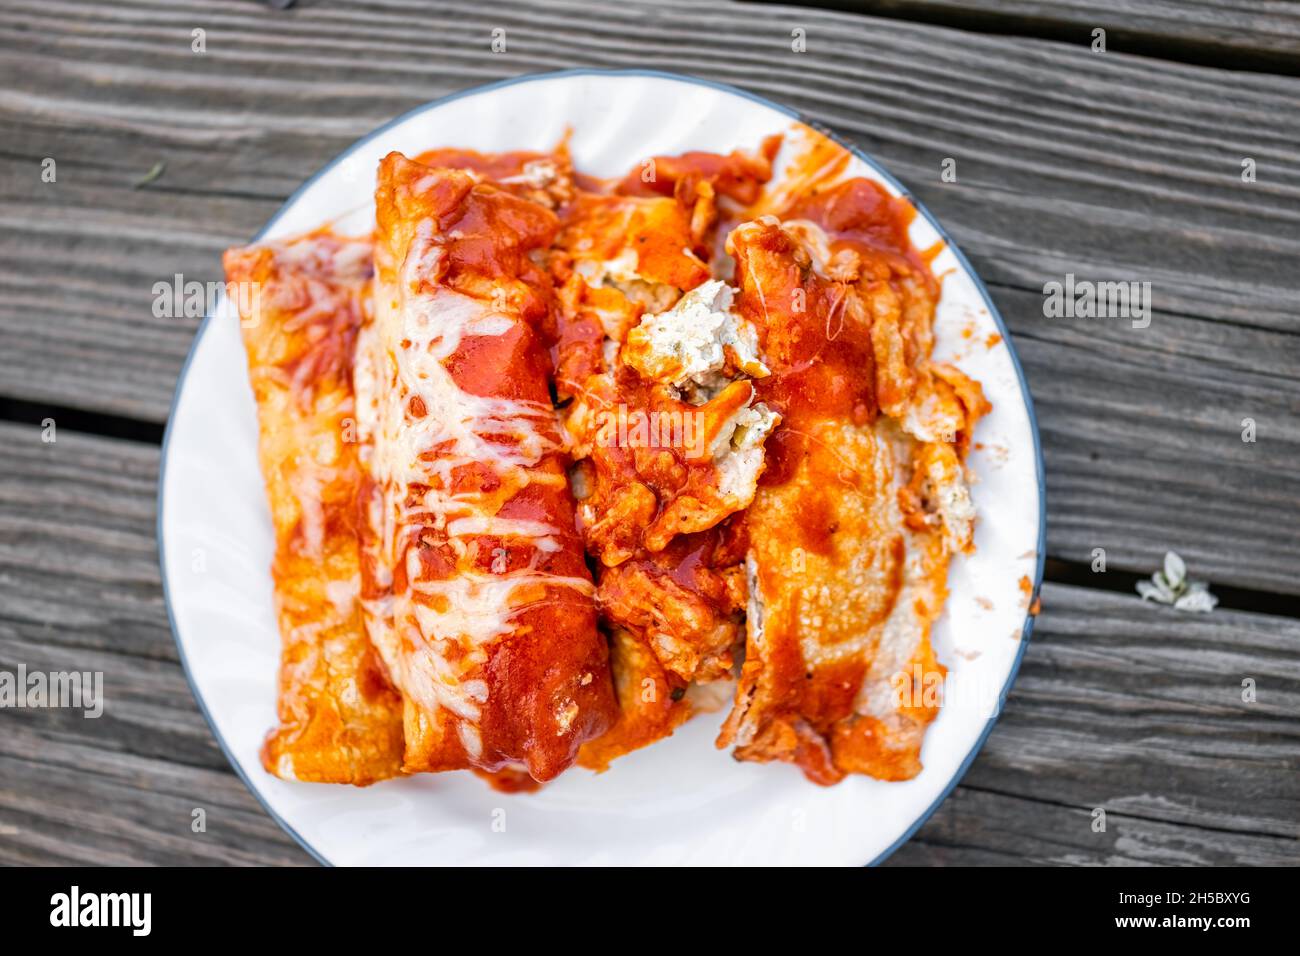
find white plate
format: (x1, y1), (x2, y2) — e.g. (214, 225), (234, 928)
(159, 69), (1045, 866)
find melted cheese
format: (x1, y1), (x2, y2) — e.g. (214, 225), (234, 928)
(229, 230), (405, 785)
(575, 247), (640, 285)
(370, 245), (560, 496)
(361, 215), (585, 759)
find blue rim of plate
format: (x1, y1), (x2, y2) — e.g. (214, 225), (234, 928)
(157, 67), (1047, 868)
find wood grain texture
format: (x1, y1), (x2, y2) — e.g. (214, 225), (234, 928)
(1, 0), (1298, 598)
(0, 422), (308, 865)
(890, 582), (1300, 866)
(1, 423), (1296, 865)
(772, 0), (1300, 70)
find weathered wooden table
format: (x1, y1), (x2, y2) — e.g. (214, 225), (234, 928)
(2, 0), (1297, 866)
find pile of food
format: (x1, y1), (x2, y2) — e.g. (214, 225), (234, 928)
(223, 124), (988, 791)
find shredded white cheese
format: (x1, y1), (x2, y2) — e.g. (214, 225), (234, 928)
(625, 279), (769, 400)
(710, 400), (780, 502)
(359, 214), (587, 756)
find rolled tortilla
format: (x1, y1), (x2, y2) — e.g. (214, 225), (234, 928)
(356, 153), (616, 782)
(719, 198), (987, 784)
(224, 231), (405, 786)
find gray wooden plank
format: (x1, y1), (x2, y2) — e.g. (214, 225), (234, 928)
(0, 420), (309, 864)
(795, 0), (1300, 68)
(894, 579), (1300, 865)
(0, 415), (173, 661)
(0, 724), (309, 866)
(928, 582), (1300, 853)
(1, 422), (1296, 865)
(899, 567), (1300, 868)
(997, 286), (1300, 597)
(888, 787), (1300, 866)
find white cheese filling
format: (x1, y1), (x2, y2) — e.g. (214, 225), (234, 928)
(625, 279), (769, 399)
(710, 400), (780, 502)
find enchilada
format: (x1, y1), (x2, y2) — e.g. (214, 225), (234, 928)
(356, 152), (617, 782)
(223, 232), (405, 786)
(717, 138), (989, 783)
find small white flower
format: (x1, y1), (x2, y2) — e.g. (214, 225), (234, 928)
(1137, 550), (1216, 613)
(1174, 588), (1218, 613)
(1163, 551), (1186, 587)
(1136, 580), (1167, 603)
